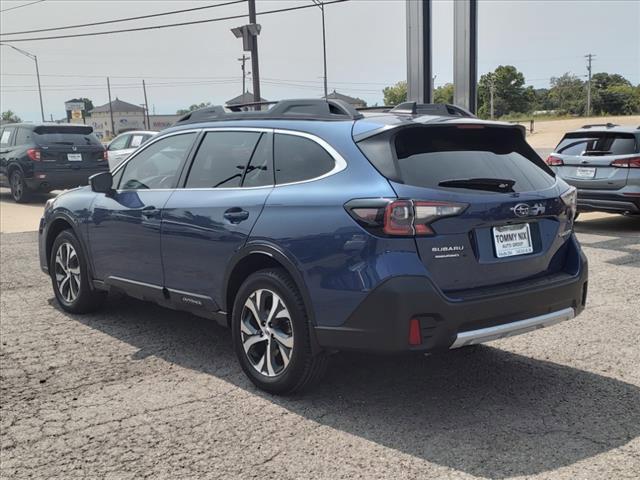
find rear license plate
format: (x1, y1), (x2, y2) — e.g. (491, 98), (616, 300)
(67, 153), (82, 161)
(576, 166), (596, 178)
(493, 223), (534, 258)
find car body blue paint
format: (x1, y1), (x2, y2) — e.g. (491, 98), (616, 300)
(39, 113), (587, 348)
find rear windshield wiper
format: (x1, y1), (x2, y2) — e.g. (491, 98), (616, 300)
(438, 177), (516, 192)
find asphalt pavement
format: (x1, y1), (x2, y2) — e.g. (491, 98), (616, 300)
(0, 215), (638, 479)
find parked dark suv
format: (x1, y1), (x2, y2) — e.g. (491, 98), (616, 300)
(39, 100), (588, 394)
(0, 123), (108, 202)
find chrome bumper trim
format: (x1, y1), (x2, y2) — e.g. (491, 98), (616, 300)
(450, 307), (575, 349)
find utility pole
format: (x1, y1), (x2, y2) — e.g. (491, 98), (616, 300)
(0, 43), (45, 121)
(585, 53), (595, 117)
(142, 80), (151, 129)
(107, 77), (115, 138)
(238, 54), (250, 93)
(312, 1), (328, 99)
(488, 73), (495, 119)
(248, 0), (261, 105)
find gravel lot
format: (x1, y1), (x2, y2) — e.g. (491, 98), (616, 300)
(1, 214), (639, 479)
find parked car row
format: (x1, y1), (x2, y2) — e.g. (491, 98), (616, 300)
(0, 124), (156, 202)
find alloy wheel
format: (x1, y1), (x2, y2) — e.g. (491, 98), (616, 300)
(240, 288), (294, 377)
(54, 242), (81, 303)
(10, 173), (22, 201)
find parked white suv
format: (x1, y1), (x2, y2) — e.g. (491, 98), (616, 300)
(106, 131), (157, 170)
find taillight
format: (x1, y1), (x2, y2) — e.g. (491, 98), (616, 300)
(560, 186), (577, 235)
(346, 198), (467, 237)
(611, 157), (640, 168)
(27, 148), (41, 161)
(545, 154), (564, 166)
(102, 149), (108, 161)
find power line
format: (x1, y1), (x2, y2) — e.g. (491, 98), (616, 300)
(1, 0), (245, 36)
(0, 0), (349, 43)
(0, 0), (45, 14)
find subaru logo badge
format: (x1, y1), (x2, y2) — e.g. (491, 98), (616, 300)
(511, 203), (530, 217)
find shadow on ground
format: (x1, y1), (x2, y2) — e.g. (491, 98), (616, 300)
(575, 214), (639, 268)
(0, 188), (56, 205)
(57, 295), (640, 479)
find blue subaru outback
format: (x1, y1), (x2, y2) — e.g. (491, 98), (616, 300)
(39, 99), (588, 394)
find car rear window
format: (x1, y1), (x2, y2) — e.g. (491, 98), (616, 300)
(359, 125), (555, 193)
(33, 125), (102, 147)
(555, 132), (637, 156)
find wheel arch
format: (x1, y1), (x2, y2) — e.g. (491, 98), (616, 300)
(224, 243), (318, 324)
(45, 213), (96, 287)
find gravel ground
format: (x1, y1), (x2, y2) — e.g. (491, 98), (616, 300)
(1, 216), (639, 479)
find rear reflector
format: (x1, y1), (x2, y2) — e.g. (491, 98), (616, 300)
(545, 154), (564, 166)
(408, 318), (422, 346)
(611, 157), (640, 168)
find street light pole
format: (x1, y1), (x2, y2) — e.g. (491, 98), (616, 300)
(312, 0), (328, 99)
(1, 43), (45, 121)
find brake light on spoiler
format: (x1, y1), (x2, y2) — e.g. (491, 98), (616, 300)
(346, 199), (468, 236)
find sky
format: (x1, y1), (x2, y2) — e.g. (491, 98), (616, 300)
(0, 0), (638, 122)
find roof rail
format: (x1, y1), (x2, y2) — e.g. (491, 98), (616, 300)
(174, 98), (363, 125)
(581, 123), (619, 129)
(389, 102), (476, 118)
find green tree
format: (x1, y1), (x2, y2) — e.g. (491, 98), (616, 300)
(1, 110), (21, 123)
(176, 102), (211, 115)
(382, 81), (407, 106)
(591, 73), (637, 114)
(477, 65), (528, 118)
(548, 73), (585, 115)
(433, 83), (454, 104)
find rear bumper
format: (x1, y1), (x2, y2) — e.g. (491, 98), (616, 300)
(577, 189), (640, 214)
(315, 237), (588, 353)
(26, 166), (108, 191)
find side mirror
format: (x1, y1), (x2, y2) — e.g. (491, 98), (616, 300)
(89, 171), (113, 194)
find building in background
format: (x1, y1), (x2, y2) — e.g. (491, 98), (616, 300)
(325, 90), (367, 108)
(226, 92), (268, 106)
(85, 99), (177, 139)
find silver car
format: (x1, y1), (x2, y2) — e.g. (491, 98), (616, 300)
(546, 123), (640, 215)
(106, 130), (157, 171)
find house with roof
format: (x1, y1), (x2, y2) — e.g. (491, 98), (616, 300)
(86, 98), (147, 139)
(325, 90), (367, 108)
(226, 91), (269, 107)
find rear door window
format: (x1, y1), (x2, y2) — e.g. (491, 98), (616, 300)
(274, 133), (335, 184)
(556, 132), (637, 156)
(129, 134), (147, 148)
(109, 134), (130, 151)
(359, 126), (555, 193)
(185, 131), (262, 188)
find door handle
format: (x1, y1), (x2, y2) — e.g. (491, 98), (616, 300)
(141, 206), (161, 219)
(224, 207), (250, 223)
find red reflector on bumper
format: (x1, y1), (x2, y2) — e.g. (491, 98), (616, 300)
(408, 318), (422, 346)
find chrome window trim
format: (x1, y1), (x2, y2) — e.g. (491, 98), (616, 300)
(112, 126), (347, 193)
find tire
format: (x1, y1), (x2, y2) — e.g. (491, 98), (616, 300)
(231, 268), (327, 395)
(9, 170), (31, 203)
(50, 230), (106, 314)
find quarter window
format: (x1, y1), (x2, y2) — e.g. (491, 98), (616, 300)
(118, 133), (196, 190)
(109, 134), (129, 151)
(185, 131), (263, 188)
(274, 134), (335, 184)
(14, 127), (33, 146)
